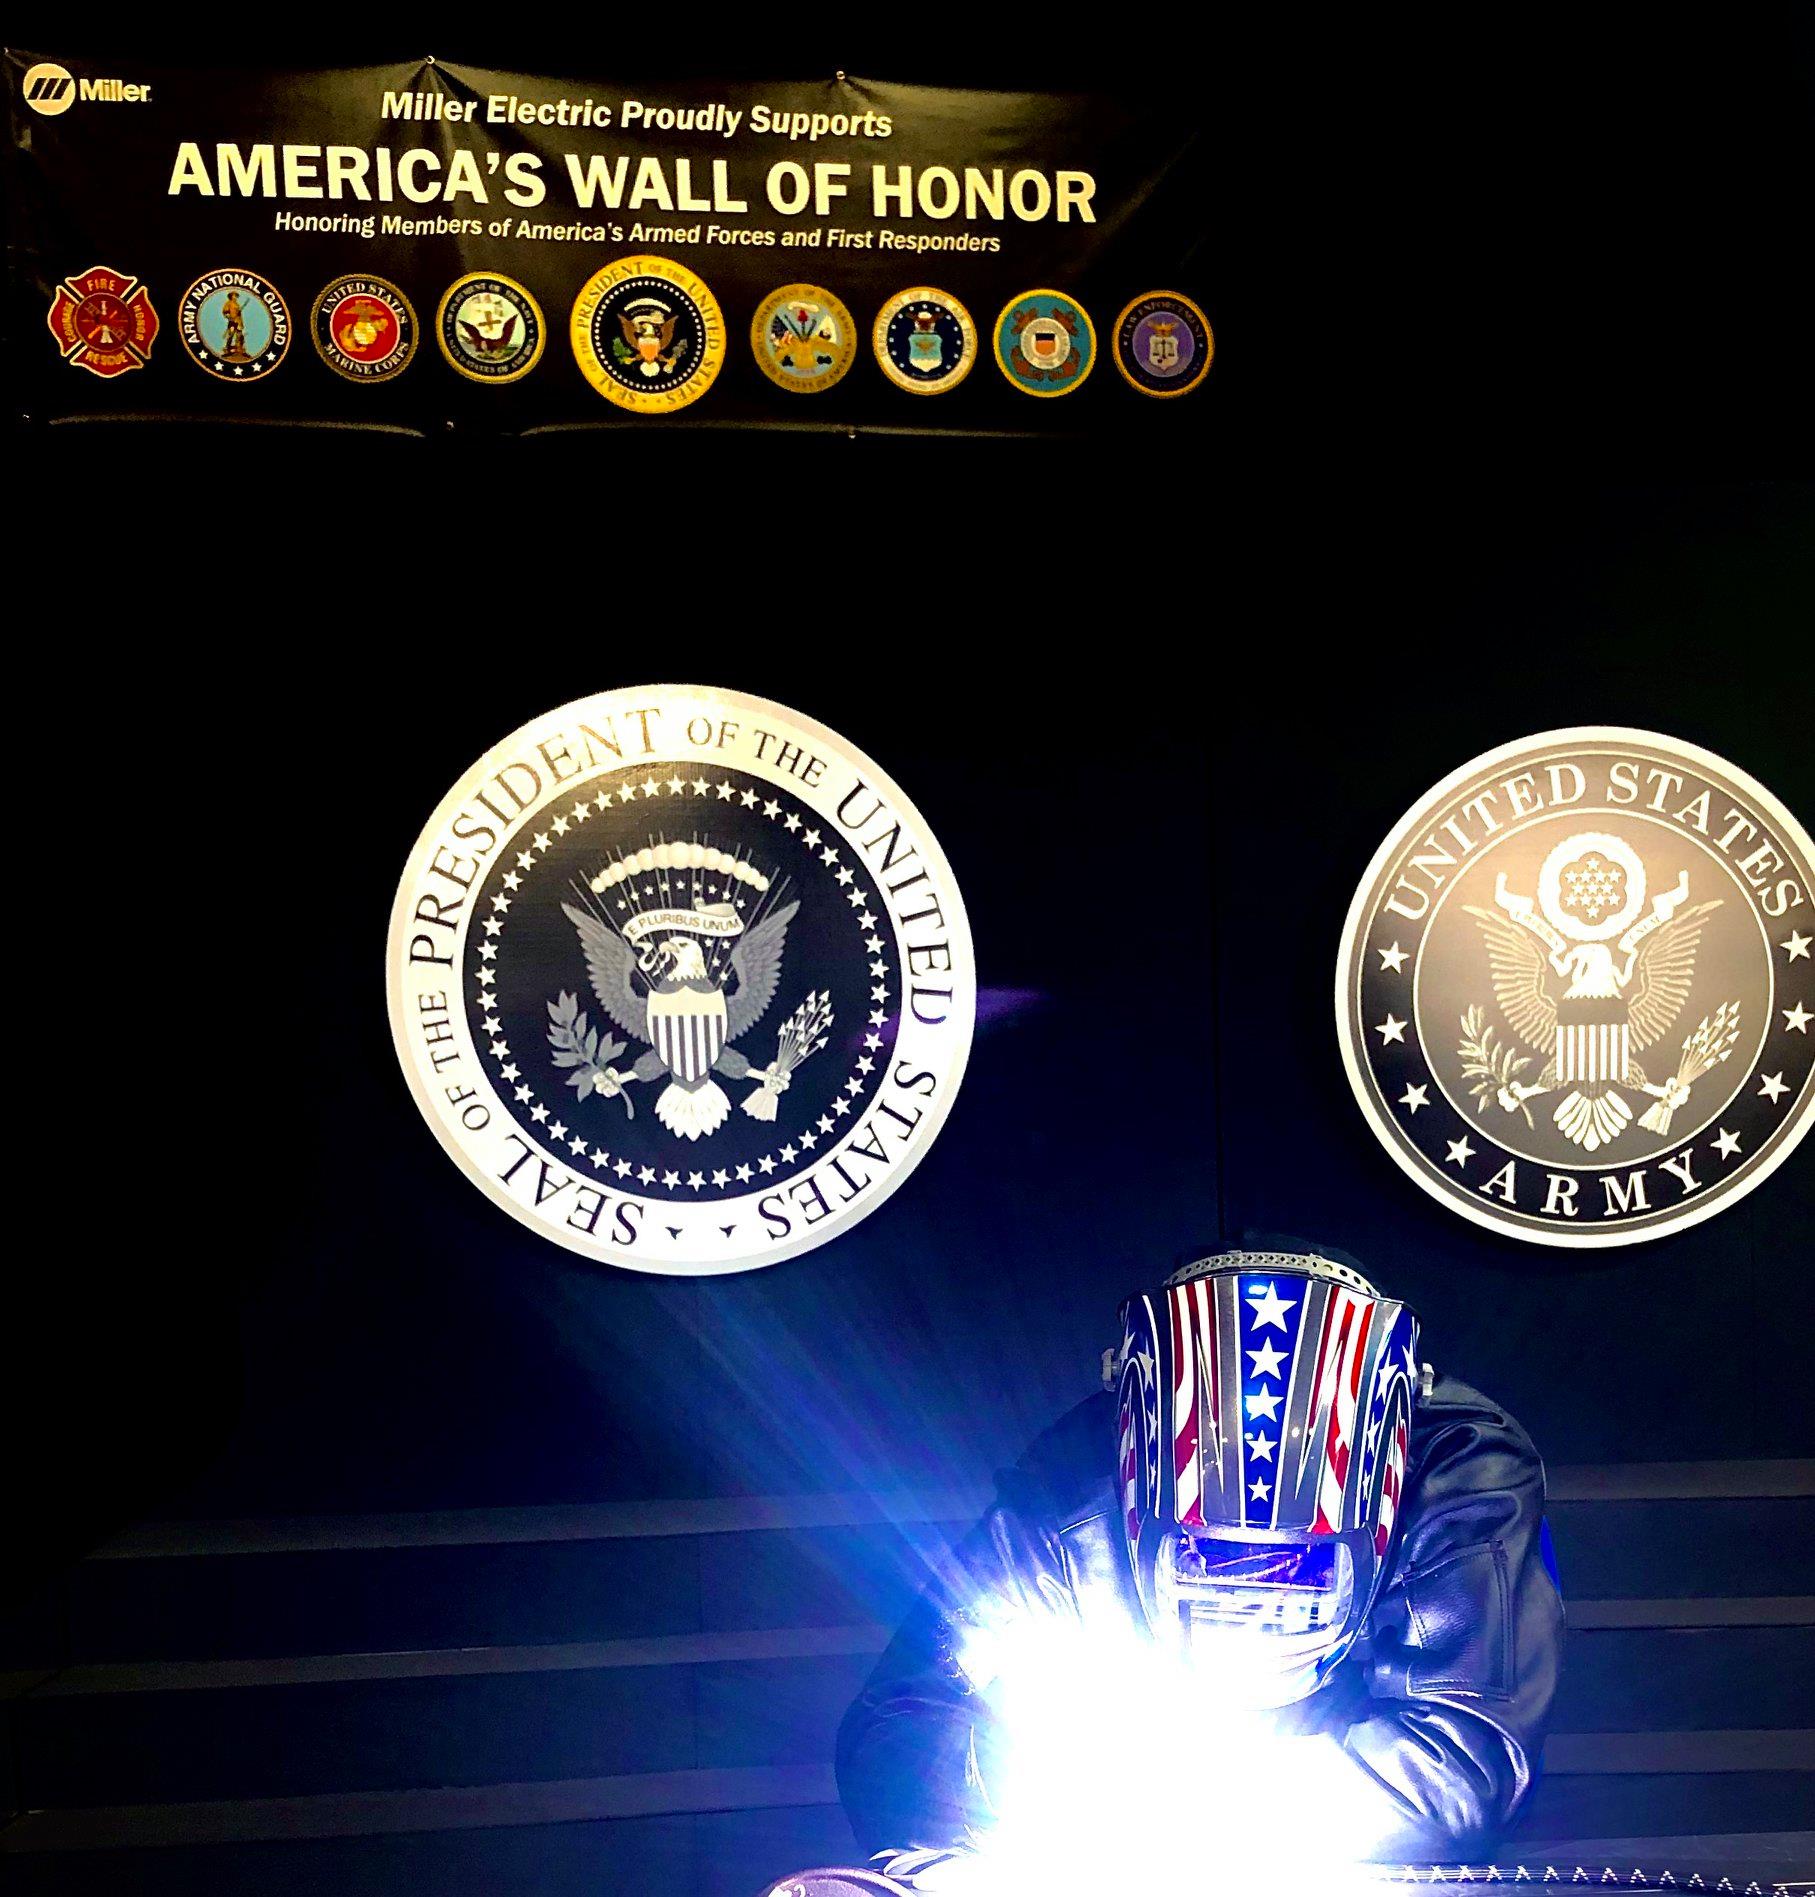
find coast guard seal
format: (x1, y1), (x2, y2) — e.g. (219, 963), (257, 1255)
(993, 289), (1096, 397)
(1337, 727), (1814, 1247)
(388, 686), (975, 1274)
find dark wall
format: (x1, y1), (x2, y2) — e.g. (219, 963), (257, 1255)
(8, 19), (1813, 1587)
(13, 473), (1811, 1582)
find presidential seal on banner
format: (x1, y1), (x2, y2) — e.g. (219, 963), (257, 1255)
(388, 687), (975, 1274)
(570, 256), (726, 413)
(1337, 727), (1814, 1247)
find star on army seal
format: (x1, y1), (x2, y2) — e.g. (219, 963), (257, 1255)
(312, 274), (417, 381)
(993, 289), (1096, 396)
(388, 687), (976, 1274)
(179, 269), (290, 382)
(571, 256), (726, 413)
(1337, 727), (1815, 1247)
(873, 287), (977, 395)
(1112, 290), (1212, 397)
(46, 265), (158, 378)
(436, 272), (545, 385)
(751, 283), (858, 394)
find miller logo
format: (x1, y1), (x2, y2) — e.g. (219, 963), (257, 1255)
(388, 686), (975, 1274)
(1338, 728), (1814, 1246)
(21, 60), (150, 116)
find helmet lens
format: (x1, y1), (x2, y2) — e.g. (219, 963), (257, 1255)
(1155, 1534), (1357, 1688)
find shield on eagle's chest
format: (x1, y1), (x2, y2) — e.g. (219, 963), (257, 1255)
(646, 982), (728, 1084)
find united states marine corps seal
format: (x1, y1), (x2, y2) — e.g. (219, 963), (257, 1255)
(751, 283), (858, 394)
(311, 274), (417, 382)
(993, 289), (1096, 397)
(1112, 290), (1212, 397)
(1337, 727), (1814, 1247)
(873, 288), (977, 395)
(387, 686), (975, 1275)
(571, 256), (725, 413)
(179, 269), (290, 382)
(46, 265), (158, 378)
(436, 272), (545, 385)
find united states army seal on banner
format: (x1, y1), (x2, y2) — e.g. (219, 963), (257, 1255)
(1338, 728), (1814, 1247)
(388, 687), (975, 1274)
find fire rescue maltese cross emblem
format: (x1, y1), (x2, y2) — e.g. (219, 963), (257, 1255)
(1338, 727), (1814, 1246)
(388, 686), (974, 1275)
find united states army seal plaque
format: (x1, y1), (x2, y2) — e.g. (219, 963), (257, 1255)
(388, 687), (975, 1274)
(1337, 727), (1813, 1247)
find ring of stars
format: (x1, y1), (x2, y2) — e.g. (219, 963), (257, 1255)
(473, 769), (899, 1202)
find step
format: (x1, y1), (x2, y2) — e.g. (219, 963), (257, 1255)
(11, 1621), (1811, 1812)
(49, 1478), (1815, 1668)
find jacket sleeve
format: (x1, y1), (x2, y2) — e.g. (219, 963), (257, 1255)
(835, 1478), (1073, 1858)
(1328, 1374), (1565, 1858)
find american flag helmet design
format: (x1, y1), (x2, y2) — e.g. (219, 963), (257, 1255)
(1113, 1250), (1422, 1685)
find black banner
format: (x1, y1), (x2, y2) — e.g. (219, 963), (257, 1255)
(6, 51), (1213, 435)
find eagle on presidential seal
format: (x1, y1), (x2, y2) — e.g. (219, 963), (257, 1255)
(551, 840), (828, 1140)
(1458, 830), (1741, 1152)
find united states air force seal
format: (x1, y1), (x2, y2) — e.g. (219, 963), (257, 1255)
(388, 687), (975, 1274)
(1338, 727), (1814, 1247)
(873, 287), (976, 395)
(571, 256), (725, 413)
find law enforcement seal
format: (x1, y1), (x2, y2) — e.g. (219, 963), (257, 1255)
(993, 288), (1096, 397)
(1112, 290), (1212, 398)
(436, 271), (545, 385)
(388, 686), (975, 1275)
(179, 269), (290, 382)
(873, 287), (977, 395)
(571, 256), (725, 413)
(751, 283), (858, 395)
(311, 274), (417, 382)
(46, 265), (158, 379)
(1337, 727), (1815, 1248)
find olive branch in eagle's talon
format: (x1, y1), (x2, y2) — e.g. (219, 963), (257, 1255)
(1458, 1004), (1536, 1126)
(547, 991), (636, 1117)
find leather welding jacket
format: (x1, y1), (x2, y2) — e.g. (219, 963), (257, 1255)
(837, 1375), (1563, 1864)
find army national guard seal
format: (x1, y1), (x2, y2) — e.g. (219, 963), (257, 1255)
(179, 269), (290, 382)
(1338, 727), (1814, 1247)
(571, 256), (725, 413)
(388, 687), (975, 1274)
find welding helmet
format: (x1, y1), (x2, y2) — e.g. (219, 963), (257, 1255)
(1110, 1249), (1422, 1708)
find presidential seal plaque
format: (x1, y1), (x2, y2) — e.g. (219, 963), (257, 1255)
(389, 687), (975, 1274)
(1337, 727), (1813, 1247)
